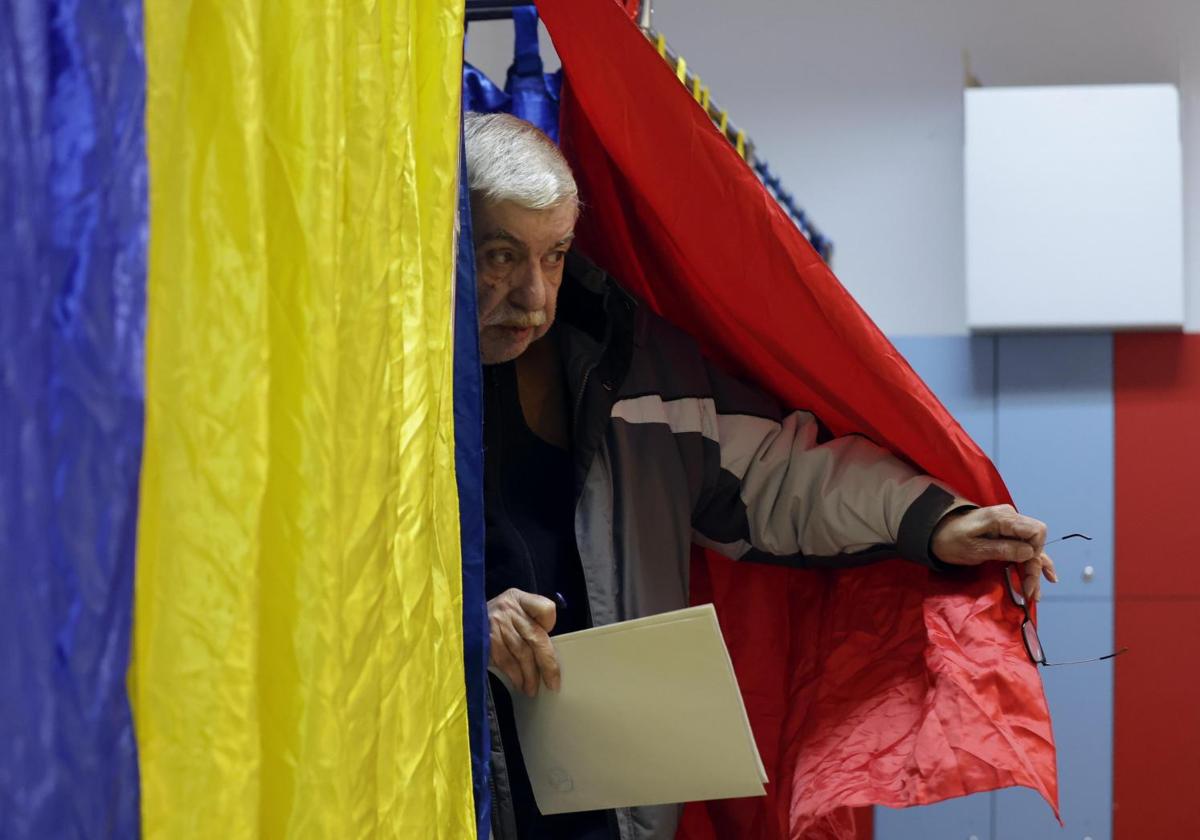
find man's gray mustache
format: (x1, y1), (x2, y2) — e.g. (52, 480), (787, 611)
(483, 310), (547, 328)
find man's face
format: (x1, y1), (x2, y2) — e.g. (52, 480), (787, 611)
(473, 198), (576, 365)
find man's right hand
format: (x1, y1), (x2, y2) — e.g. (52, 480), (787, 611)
(487, 588), (560, 697)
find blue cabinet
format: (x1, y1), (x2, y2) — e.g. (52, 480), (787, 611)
(876, 796), (992, 840)
(996, 334), (1114, 599)
(891, 335), (998, 456)
(876, 335), (1114, 840)
(877, 336), (998, 839)
(994, 335), (1114, 840)
(993, 601), (1114, 840)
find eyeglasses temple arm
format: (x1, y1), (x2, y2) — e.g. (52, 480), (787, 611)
(1043, 646), (1129, 667)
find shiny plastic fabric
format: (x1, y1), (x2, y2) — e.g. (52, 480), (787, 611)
(133, 2), (474, 837)
(0, 1), (145, 836)
(535, 0), (1059, 837)
(455, 117), (492, 837)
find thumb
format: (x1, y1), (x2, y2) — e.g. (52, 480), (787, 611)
(517, 591), (557, 632)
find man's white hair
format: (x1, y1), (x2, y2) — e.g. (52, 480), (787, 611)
(464, 112), (578, 211)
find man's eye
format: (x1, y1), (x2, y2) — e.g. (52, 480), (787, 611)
(488, 250), (515, 266)
(544, 250), (567, 266)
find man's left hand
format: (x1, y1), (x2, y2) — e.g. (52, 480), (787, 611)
(931, 504), (1059, 601)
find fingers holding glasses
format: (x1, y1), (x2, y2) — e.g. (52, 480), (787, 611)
(1020, 551), (1059, 602)
(1040, 552), (1059, 582)
(932, 505), (1043, 567)
(935, 505), (1054, 564)
(932, 506), (1081, 602)
(980, 505), (1048, 551)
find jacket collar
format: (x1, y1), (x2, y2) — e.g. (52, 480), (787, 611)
(558, 250), (637, 345)
(556, 250), (639, 493)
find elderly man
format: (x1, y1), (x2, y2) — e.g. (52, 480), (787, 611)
(465, 112), (1056, 840)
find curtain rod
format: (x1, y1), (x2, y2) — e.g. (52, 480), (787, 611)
(465, 0), (531, 19)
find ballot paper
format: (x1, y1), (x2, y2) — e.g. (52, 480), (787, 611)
(492, 603), (767, 814)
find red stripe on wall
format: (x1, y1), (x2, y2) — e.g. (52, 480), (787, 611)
(855, 806), (873, 840)
(1113, 333), (1200, 838)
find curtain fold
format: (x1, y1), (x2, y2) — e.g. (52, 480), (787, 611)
(0, 1), (146, 836)
(133, 2), (474, 836)
(455, 102), (492, 839)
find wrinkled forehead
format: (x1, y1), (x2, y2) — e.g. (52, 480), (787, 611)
(471, 199), (578, 250)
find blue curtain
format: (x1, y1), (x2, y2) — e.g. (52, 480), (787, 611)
(464, 5), (562, 140)
(455, 113), (491, 838)
(0, 1), (146, 836)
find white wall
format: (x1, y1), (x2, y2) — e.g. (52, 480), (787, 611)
(465, 0), (1200, 335)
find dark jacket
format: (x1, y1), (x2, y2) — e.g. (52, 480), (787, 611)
(488, 253), (965, 840)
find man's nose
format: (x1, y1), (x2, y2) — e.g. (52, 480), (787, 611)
(510, 262), (548, 311)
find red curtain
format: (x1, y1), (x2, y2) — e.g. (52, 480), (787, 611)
(535, 0), (1060, 836)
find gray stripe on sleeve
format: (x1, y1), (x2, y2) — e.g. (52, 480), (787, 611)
(610, 395), (719, 441)
(721, 410), (934, 558)
(692, 531), (753, 560)
(610, 394), (942, 563)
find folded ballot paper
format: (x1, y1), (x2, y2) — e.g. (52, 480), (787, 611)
(492, 603), (768, 814)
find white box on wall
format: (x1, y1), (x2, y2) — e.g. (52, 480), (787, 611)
(965, 84), (1184, 331)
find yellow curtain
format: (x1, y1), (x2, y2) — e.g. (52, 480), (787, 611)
(132, 2), (471, 837)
